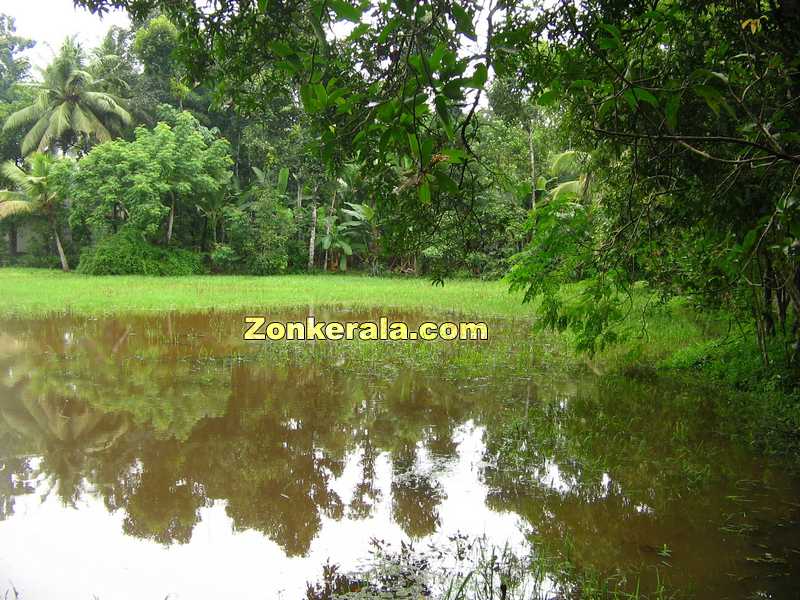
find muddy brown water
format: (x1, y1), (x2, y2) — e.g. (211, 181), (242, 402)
(0, 310), (797, 599)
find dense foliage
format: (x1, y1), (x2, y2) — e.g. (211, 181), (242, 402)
(77, 228), (203, 275)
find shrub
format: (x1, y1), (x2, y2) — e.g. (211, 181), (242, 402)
(77, 229), (204, 275)
(217, 189), (294, 275)
(209, 243), (238, 273)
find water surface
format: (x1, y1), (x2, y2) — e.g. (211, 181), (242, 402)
(0, 310), (797, 598)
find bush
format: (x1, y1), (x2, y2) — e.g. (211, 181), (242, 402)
(216, 189), (294, 275)
(209, 243), (238, 273)
(77, 229), (204, 275)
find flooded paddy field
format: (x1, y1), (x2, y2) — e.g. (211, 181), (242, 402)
(0, 310), (797, 599)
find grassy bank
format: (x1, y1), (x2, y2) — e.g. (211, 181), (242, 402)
(0, 267), (537, 318)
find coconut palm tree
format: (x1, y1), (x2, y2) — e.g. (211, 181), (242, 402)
(2, 37), (131, 156)
(0, 153), (70, 271)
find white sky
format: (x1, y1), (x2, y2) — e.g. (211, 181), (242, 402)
(1, 0), (130, 76)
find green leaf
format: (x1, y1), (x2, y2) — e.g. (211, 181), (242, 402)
(270, 41), (294, 57)
(537, 89), (559, 106)
(378, 17), (400, 43)
(348, 23), (370, 40)
(434, 170), (459, 195)
(665, 94), (680, 130)
(313, 83), (328, 106)
(693, 84), (724, 116)
(277, 167), (289, 194)
(631, 87), (658, 107)
(430, 44), (446, 71)
(419, 180), (431, 203)
(299, 84), (317, 113)
(441, 148), (467, 164)
(443, 78), (467, 100)
(601, 23), (621, 41)
(470, 63), (488, 88)
(451, 4), (477, 40)
(275, 60), (300, 74)
(408, 132), (420, 159)
(435, 96), (454, 139)
(420, 137), (434, 166)
(598, 36), (620, 50)
(329, 0), (362, 23)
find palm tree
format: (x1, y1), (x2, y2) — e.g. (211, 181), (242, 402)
(0, 153), (70, 271)
(2, 38), (131, 156)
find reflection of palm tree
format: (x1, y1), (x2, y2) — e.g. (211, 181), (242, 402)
(0, 392), (129, 505)
(120, 440), (206, 545)
(0, 313), (480, 554)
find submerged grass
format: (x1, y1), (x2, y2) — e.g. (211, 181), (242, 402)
(307, 536), (677, 600)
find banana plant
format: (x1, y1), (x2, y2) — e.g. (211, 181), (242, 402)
(318, 214), (362, 271)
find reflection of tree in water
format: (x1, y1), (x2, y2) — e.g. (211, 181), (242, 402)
(482, 376), (799, 595)
(117, 439), (208, 545)
(0, 316), (234, 440)
(390, 442), (444, 539)
(0, 389), (130, 505)
(0, 314), (487, 555)
(347, 437), (381, 520)
(0, 456), (34, 521)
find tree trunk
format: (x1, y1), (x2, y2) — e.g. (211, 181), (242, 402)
(529, 118), (536, 210)
(296, 180), (303, 210)
(296, 179), (304, 244)
(52, 222), (69, 272)
(200, 216), (209, 251)
(323, 190), (337, 271)
(166, 195), (176, 244)
(308, 201), (317, 271)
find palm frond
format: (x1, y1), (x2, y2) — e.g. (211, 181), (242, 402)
(81, 92), (132, 126)
(550, 179), (581, 201)
(20, 113), (52, 156)
(2, 99), (46, 133)
(66, 69), (94, 91)
(37, 114), (65, 154)
(51, 103), (72, 139)
(550, 150), (586, 176)
(0, 161), (31, 191)
(71, 105), (111, 142)
(0, 199), (33, 219)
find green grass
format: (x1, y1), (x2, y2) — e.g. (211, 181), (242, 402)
(0, 268), (538, 318)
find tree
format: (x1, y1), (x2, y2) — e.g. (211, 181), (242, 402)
(0, 153), (73, 271)
(492, 0), (800, 362)
(0, 14), (35, 259)
(2, 37), (132, 155)
(0, 14), (34, 101)
(70, 110), (233, 245)
(75, 0), (497, 257)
